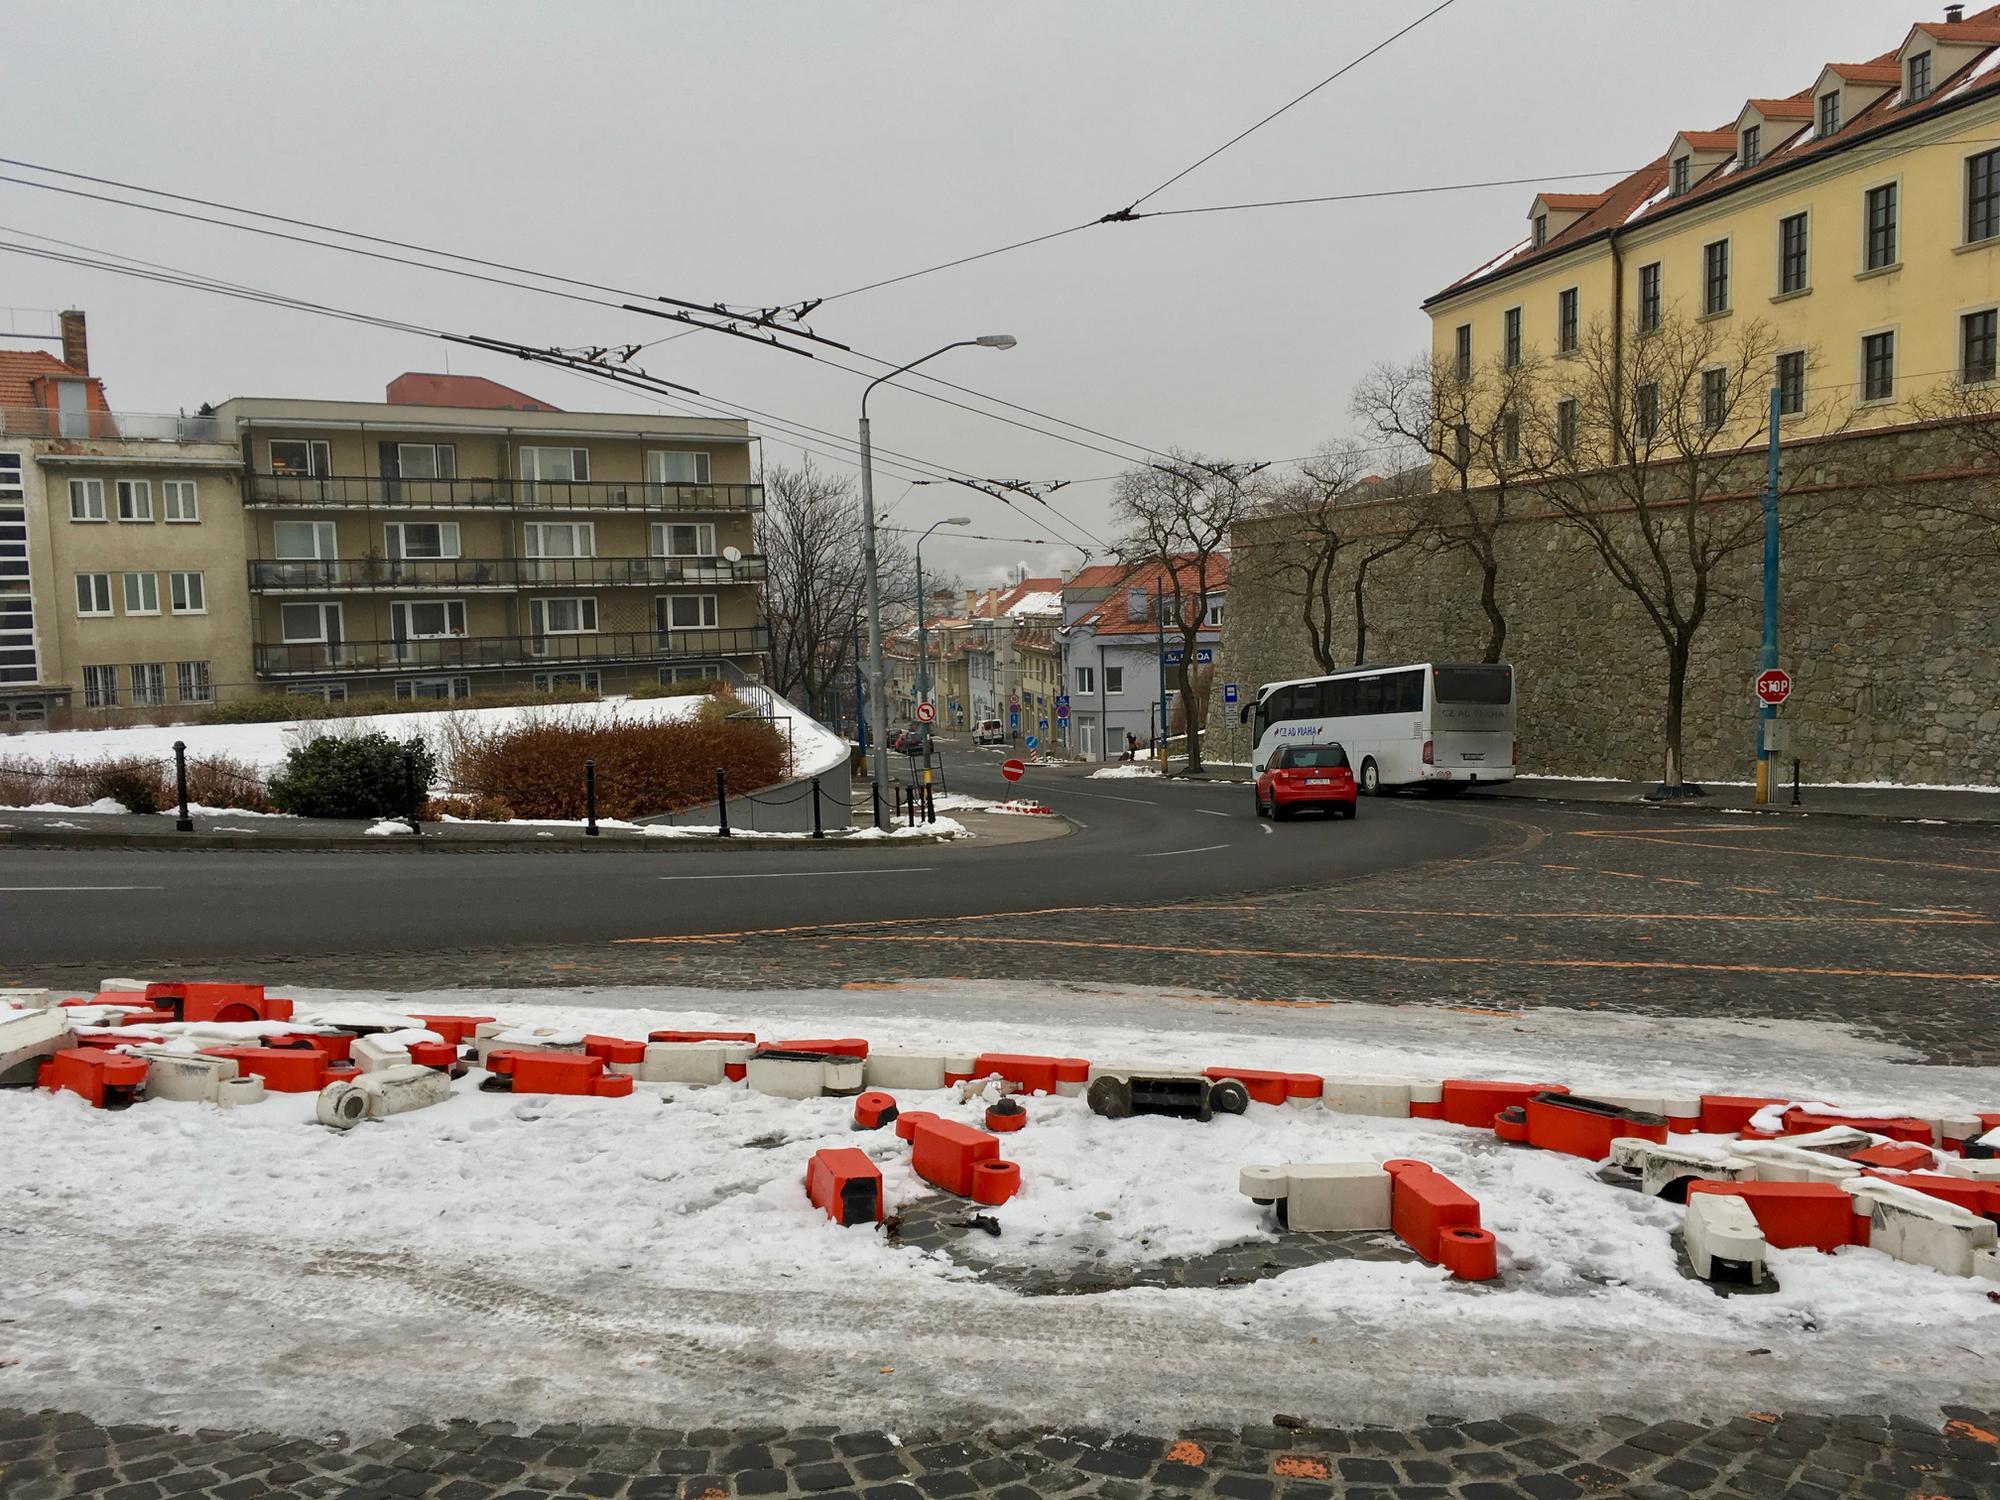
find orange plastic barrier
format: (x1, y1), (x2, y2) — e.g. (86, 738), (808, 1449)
(200, 1045), (329, 1093)
(1438, 1226), (1499, 1281)
(147, 981), (295, 1025)
(406, 1040), (458, 1070)
(805, 1146), (883, 1225)
(895, 1110), (1001, 1196)
(1384, 1158), (1483, 1263)
(1850, 1142), (1935, 1173)
(970, 1159), (1022, 1205)
(38, 1048), (147, 1108)
(649, 1029), (757, 1044)
(411, 1014), (495, 1046)
(71, 1030), (165, 1050)
(853, 1091), (899, 1130)
(986, 1098), (1027, 1133)
(1686, 1180), (1863, 1252)
(583, 1035), (647, 1067)
(1440, 1080), (1563, 1129)
(485, 1048), (634, 1098)
(1202, 1066), (1324, 1106)
(1778, 1107), (1933, 1145)
(1502, 1091), (1668, 1159)
(971, 1053), (1088, 1095)
(774, 1037), (869, 1058)
(1863, 1171), (2000, 1220)
(270, 1032), (356, 1065)
(1699, 1095), (1789, 1134)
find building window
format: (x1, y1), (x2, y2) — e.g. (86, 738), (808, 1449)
(1819, 91), (1841, 137)
(122, 572), (160, 615)
(394, 443), (456, 479)
(1557, 287), (1579, 353)
(76, 573), (113, 617)
(162, 479), (199, 522)
(395, 677), (471, 702)
(83, 664), (118, 709)
(1700, 367), (1729, 430)
(1501, 409), (1521, 462)
(1453, 423), (1472, 466)
(1908, 50), (1932, 103)
(0, 598), (31, 685)
(535, 670), (602, 692)
(1742, 124), (1761, 167)
(274, 520), (337, 560)
(1503, 307), (1522, 368)
(385, 522), (460, 560)
(529, 597), (598, 635)
(1453, 324), (1471, 381)
(268, 439), (331, 476)
(1635, 382), (1660, 442)
(661, 664), (720, 685)
(1963, 310), (1998, 384)
(68, 478), (106, 522)
(1776, 350), (1806, 416)
(1862, 330), (1896, 402)
(176, 660), (212, 704)
(1555, 397), (1579, 454)
(519, 446), (589, 482)
(1671, 155), (1691, 196)
(1865, 183), (1898, 270)
(1532, 212), (1548, 247)
(1076, 665), (1095, 695)
(1968, 148), (2000, 243)
(1778, 212), (1809, 294)
(169, 571), (206, 614)
(1205, 598), (1224, 627)
(129, 662), (166, 707)
(392, 599), (466, 639)
(280, 602), (342, 644)
(651, 522), (716, 557)
(523, 521), (594, 557)
(1703, 239), (1730, 314)
(1105, 666), (1124, 694)
(647, 451), (712, 485)
(1637, 262), (1662, 332)
(658, 594), (719, 631)
(115, 479), (153, 522)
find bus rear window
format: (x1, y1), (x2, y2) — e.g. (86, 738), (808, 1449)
(1434, 666), (1512, 704)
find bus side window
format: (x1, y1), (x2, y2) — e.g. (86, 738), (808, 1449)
(1326, 678), (1356, 717)
(1359, 677), (1384, 715)
(1397, 670), (1424, 713)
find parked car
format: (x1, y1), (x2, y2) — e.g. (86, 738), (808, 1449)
(1254, 743), (1357, 820)
(974, 718), (1008, 745)
(888, 726), (929, 755)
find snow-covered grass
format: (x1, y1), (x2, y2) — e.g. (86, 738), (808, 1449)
(4, 982), (1995, 1439)
(1087, 763), (1161, 780)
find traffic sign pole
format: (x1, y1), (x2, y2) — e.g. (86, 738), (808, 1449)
(1757, 384), (1781, 805)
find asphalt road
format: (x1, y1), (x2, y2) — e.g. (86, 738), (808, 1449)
(0, 748), (1492, 968)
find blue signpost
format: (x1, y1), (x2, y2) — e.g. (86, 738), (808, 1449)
(1223, 682), (1239, 705)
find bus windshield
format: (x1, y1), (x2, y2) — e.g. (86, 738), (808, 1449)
(1433, 665), (1512, 704)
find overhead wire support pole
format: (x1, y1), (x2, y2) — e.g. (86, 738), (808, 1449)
(1756, 384), (1782, 806)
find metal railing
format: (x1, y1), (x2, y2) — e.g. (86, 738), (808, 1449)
(245, 473), (764, 513)
(0, 406), (228, 444)
(247, 555), (768, 591)
(251, 625), (771, 676)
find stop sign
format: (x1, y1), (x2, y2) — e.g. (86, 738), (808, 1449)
(1000, 758), (1026, 783)
(1755, 668), (1793, 706)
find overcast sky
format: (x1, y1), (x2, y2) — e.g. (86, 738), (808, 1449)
(2, 0), (1905, 586)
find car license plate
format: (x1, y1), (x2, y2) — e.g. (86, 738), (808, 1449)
(1305, 777), (1330, 785)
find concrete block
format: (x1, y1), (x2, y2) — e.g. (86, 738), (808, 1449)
(632, 1041), (731, 1085)
(1844, 1175), (1999, 1277)
(1240, 1162), (1392, 1232)
(863, 1049), (949, 1091)
(471, 1024), (585, 1065)
(1611, 1138), (1756, 1198)
(745, 1051), (864, 1100)
(135, 1048), (240, 1103)
(99, 976), (152, 993)
(1685, 1191), (1767, 1285)
(0, 1007), (71, 1088)
(0, 988), (53, 1010)
(1735, 1141), (1867, 1185)
(316, 1063), (451, 1129)
(1320, 1075), (1415, 1118)
(353, 1034), (413, 1073)
(1943, 1158), (2000, 1183)
(1976, 1248), (2000, 1284)
(1408, 1079), (1444, 1119)
(1778, 1126), (1877, 1158)
(215, 1074), (265, 1107)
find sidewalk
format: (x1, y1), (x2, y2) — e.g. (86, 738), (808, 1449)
(1496, 774), (2000, 824)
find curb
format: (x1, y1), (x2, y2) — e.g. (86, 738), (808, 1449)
(0, 825), (976, 854)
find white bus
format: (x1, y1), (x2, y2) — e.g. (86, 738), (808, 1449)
(1245, 661), (1516, 794)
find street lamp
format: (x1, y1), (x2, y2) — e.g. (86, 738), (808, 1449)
(857, 336), (1016, 813)
(915, 516), (971, 723)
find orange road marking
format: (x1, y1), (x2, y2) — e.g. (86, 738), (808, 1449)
(620, 900), (1191, 946)
(1731, 885), (1779, 895)
(1572, 832), (2000, 876)
(1540, 863), (1585, 872)
(1655, 876), (1703, 886)
(1814, 894), (1884, 907)
(1334, 908), (1989, 926)
(819, 933), (2000, 984)
(1601, 870), (1645, 879)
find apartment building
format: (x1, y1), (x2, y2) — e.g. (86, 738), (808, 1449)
(1, 312), (246, 726)
(941, 577), (1061, 735)
(1059, 556), (1226, 760)
(1424, 4), (2000, 458)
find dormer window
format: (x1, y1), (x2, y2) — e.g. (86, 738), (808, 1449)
(1741, 124), (1761, 167)
(1532, 212), (1548, 248)
(1671, 155), (1691, 196)
(1908, 51), (1933, 102)
(1819, 91), (1841, 136)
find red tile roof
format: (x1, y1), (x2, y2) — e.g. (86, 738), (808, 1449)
(1070, 555), (1229, 636)
(1063, 563), (1135, 590)
(1428, 5), (2000, 308)
(386, 372), (561, 411)
(1745, 97), (1816, 118)
(0, 349), (99, 409)
(1536, 192), (1609, 210)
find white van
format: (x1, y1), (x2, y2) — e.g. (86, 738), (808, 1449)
(974, 718), (1008, 745)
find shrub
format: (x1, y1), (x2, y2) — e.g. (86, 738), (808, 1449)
(446, 708), (786, 820)
(422, 793), (514, 822)
(199, 685), (602, 726)
(268, 732), (438, 820)
(183, 755), (277, 814)
(86, 757), (171, 814)
(627, 679), (721, 700)
(0, 756), (93, 807)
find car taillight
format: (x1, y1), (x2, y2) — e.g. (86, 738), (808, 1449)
(1422, 739), (1434, 765)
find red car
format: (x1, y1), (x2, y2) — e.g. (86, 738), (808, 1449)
(1254, 743), (1357, 820)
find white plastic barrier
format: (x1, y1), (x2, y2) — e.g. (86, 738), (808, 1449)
(1733, 1141), (1866, 1185)
(1976, 1248), (2000, 1283)
(1609, 1137), (1755, 1198)
(0, 1007), (70, 1087)
(1844, 1175), (2000, 1277)
(216, 1075), (266, 1108)
(1320, 1076), (1416, 1118)
(354, 1034), (412, 1073)
(1776, 1126), (1878, 1157)
(744, 1052), (864, 1100)
(134, 1048), (240, 1103)
(99, 977), (152, 994)
(1585, 1089), (1701, 1128)
(628, 1041), (734, 1085)
(316, 1063), (451, 1130)
(1684, 1191), (1767, 1284)
(1943, 1158), (2000, 1183)
(0, 988), (52, 1010)
(1239, 1162), (1392, 1232)
(472, 1023), (586, 1065)
(862, 1050), (949, 1091)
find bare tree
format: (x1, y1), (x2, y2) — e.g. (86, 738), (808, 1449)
(1112, 453), (1262, 772)
(1533, 313), (1848, 791)
(1349, 469), (1429, 666)
(1255, 442), (1374, 673)
(1352, 349), (1545, 662)
(1902, 378), (2000, 548)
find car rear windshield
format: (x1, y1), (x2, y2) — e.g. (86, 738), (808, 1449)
(1283, 745), (1349, 769)
(1433, 666), (1512, 705)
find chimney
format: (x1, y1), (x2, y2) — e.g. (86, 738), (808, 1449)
(1947, 3), (1965, 20)
(58, 309), (88, 375)
(965, 589), (976, 617)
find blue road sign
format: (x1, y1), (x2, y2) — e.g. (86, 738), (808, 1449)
(1164, 647), (1214, 666)
(1223, 682), (1239, 704)
(1009, 708), (1020, 727)
(1056, 703), (1070, 721)
(1039, 717), (1049, 730)
(1025, 735), (1040, 751)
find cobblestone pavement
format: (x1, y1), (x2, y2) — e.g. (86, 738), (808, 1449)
(7, 1404), (2000, 1499)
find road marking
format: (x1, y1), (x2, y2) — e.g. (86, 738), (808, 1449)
(656, 867), (935, 882)
(1334, 907), (1990, 926)
(0, 885), (165, 893)
(1140, 843), (1230, 858)
(1045, 787), (1159, 806)
(1259, 823), (1273, 835)
(1574, 830), (2000, 876)
(1195, 808), (1231, 818)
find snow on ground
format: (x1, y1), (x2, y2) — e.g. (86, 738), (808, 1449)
(4, 981), (1997, 1439)
(1087, 763), (1161, 780)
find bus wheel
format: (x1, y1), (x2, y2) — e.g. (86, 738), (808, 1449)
(1360, 758), (1380, 795)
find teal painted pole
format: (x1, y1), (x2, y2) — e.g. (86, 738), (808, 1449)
(1757, 384), (1781, 801)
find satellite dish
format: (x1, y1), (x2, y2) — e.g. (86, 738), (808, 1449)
(722, 545), (742, 562)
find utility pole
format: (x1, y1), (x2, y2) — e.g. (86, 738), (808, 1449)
(1155, 574), (1167, 765)
(1755, 384), (1781, 805)
(853, 617), (867, 758)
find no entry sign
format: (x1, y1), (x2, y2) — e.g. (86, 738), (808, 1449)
(1755, 668), (1793, 706)
(1000, 758), (1027, 783)
(914, 701), (936, 723)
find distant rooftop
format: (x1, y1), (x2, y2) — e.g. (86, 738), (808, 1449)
(386, 372), (561, 412)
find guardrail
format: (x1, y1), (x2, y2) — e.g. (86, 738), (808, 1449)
(245, 474), (764, 513)
(251, 626), (771, 676)
(247, 555), (767, 591)
(0, 407), (227, 443)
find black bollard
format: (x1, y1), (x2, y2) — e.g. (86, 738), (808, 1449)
(173, 740), (193, 832)
(584, 759), (599, 836)
(716, 768), (730, 837)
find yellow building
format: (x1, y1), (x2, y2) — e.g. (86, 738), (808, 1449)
(1424, 5), (2000, 451)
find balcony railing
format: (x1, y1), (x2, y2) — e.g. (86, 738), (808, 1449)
(252, 626), (770, 677)
(247, 555), (768, 592)
(0, 406), (228, 444)
(245, 473), (763, 513)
